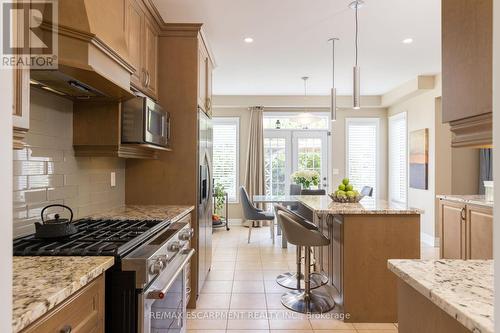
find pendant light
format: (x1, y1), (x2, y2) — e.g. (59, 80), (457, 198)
(350, 0), (363, 110)
(328, 37), (339, 122)
(300, 77), (311, 129)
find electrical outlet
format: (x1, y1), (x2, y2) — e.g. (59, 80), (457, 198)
(111, 172), (116, 187)
(332, 169), (339, 175)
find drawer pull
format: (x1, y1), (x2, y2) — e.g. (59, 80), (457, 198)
(60, 325), (72, 333)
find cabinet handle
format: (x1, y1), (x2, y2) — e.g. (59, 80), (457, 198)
(60, 325), (72, 333)
(142, 69), (147, 87)
(146, 71), (151, 88)
(461, 207), (466, 221)
(205, 97), (212, 111)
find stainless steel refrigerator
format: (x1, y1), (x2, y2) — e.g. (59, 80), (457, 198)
(198, 109), (213, 295)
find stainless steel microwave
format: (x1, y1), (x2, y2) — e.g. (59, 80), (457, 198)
(122, 96), (170, 147)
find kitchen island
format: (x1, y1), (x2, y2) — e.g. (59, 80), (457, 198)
(297, 195), (422, 323)
(388, 259), (493, 333)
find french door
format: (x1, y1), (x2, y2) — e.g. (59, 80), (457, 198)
(264, 129), (329, 196)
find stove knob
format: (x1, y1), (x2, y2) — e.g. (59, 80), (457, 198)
(168, 241), (181, 252)
(179, 228), (194, 241)
(149, 259), (164, 275)
(158, 254), (169, 266)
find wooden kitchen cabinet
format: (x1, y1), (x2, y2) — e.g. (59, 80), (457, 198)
(125, 0), (143, 88)
(439, 200), (466, 259)
(439, 199), (493, 259)
(442, 0), (492, 147)
(198, 41), (214, 117)
(12, 0), (30, 150)
(21, 275), (104, 333)
(125, 0), (159, 99)
(466, 204), (493, 259)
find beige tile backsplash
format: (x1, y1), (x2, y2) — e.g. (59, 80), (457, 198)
(13, 89), (125, 237)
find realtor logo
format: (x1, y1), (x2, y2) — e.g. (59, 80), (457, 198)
(1, 0), (58, 69)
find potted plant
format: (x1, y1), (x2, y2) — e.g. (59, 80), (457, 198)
(291, 170), (320, 189)
(213, 183), (226, 223)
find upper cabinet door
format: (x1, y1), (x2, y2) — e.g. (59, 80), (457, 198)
(442, 0), (492, 122)
(205, 57), (213, 117)
(441, 0), (492, 147)
(198, 47), (208, 113)
(125, 0), (144, 88)
(143, 18), (158, 98)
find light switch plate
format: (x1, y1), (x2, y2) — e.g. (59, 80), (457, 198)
(111, 172), (116, 187)
(332, 168), (339, 175)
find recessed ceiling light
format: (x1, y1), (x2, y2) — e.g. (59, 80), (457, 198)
(402, 38), (414, 44)
(244, 37), (254, 43)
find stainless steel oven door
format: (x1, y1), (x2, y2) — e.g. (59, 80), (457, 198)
(139, 249), (195, 333)
(144, 98), (168, 147)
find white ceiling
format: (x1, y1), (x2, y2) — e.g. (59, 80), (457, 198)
(153, 0), (441, 96)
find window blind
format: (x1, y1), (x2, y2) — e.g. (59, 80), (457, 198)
(346, 118), (379, 199)
(389, 113), (407, 204)
(213, 118), (239, 202)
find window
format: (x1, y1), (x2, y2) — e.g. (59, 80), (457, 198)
(264, 136), (288, 196)
(213, 117), (239, 202)
(389, 112), (407, 204)
(346, 118), (379, 198)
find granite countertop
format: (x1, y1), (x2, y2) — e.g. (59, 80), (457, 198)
(388, 259), (493, 333)
(437, 195), (493, 208)
(298, 195), (422, 215)
(13, 256), (114, 332)
(87, 204), (195, 221)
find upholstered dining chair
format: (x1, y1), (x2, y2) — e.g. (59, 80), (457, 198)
(240, 186), (275, 243)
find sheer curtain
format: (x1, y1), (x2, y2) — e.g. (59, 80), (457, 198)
(479, 148), (493, 194)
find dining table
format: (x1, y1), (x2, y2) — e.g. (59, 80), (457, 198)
(252, 195), (301, 248)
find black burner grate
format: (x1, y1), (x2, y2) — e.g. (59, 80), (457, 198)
(13, 219), (167, 257)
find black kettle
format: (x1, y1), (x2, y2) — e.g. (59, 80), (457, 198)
(35, 204), (78, 239)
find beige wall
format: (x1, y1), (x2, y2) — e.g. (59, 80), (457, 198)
(389, 76), (480, 245)
(13, 89), (125, 237)
(213, 95), (388, 220)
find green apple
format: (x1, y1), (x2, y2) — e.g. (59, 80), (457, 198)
(345, 184), (353, 192)
(346, 191), (355, 198)
(342, 178), (350, 185)
(336, 190), (347, 198)
(338, 184), (346, 191)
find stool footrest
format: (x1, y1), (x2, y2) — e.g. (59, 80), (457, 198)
(281, 288), (336, 314)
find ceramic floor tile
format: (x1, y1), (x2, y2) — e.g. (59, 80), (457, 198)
(201, 280), (233, 293)
(206, 270), (235, 281)
(227, 309), (269, 330)
(196, 293), (232, 309)
(211, 261), (237, 270)
(230, 293), (267, 309)
(234, 270), (264, 281)
(187, 330), (226, 333)
(187, 309), (228, 330)
(232, 280), (265, 293)
(227, 330), (270, 333)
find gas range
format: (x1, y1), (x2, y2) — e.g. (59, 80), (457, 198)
(13, 212), (194, 333)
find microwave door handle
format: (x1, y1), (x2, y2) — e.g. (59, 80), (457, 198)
(167, 116), (171, 141)
(161, 114), (165, 137)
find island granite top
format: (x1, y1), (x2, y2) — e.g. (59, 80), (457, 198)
(13, 256), (114, 333)
(298, 195), (422, 215)
(388, 259), (493, 333)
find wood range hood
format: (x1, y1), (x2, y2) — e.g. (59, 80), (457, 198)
(31, 0), (135, 101)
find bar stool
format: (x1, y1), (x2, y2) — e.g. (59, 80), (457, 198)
(274, 204), (327, 290)
(277, 210), (335, 314)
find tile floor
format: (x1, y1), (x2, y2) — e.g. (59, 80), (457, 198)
(188, 225), (439, 333)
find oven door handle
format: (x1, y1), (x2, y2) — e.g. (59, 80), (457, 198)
(146, 249), (195, 300)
